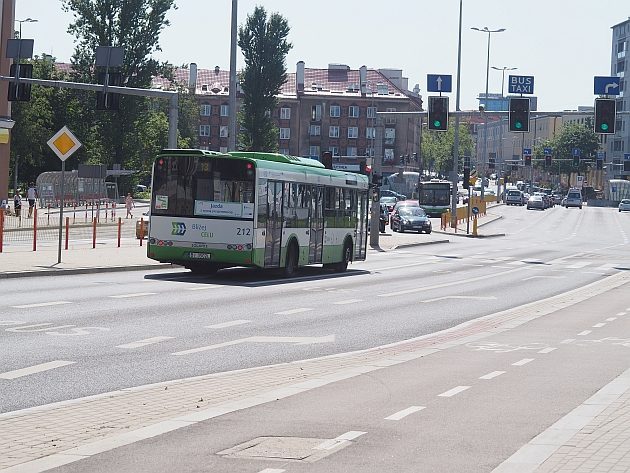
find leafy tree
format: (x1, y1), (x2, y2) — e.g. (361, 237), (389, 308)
(534, 122), (599, 174)
(238, 6), (292, 151)
(421, 122), (474, 178)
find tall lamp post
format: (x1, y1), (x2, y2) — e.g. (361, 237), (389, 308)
(491, 66), (517, 98)
(471, 26), (505, 199)
(15, 17), (37, 39)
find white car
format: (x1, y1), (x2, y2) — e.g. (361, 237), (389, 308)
(619, 199), (630, 212)
(564, 189), (582, 209)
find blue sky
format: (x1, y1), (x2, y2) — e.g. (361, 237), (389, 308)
(15, 0), (628, 111)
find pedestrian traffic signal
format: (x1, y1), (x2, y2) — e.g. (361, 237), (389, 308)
(545, 155), (552, 167)
(596, 159), (603, 170)
(462, 167), (470, 189)
(488, 156), (495, 170)
(573, 155), (579, 167)
(8, 63), (33, 101)
(428, 96), (449, 131)
(524, 155), (531, 167)
(509, 97), (530, 132)
(594, 98), (616, 134)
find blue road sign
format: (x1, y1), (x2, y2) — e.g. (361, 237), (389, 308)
(508, 75), (535, 94)
(523, 148), (532, 156)
(594, 76), (621, 96)
(597, 151), (606, 160)
(624, 153), (630, 161)
(472, 207), (479, 215)
(427, 74), (452, 93)
(543, 147), (552, 155)
(572, 148), (581, 157)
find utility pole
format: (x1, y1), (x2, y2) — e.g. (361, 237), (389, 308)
(228, 0), (238, 151)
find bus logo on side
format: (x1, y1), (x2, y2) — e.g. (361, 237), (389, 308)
(172, 222), (187, 236)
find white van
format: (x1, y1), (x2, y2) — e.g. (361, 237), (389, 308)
(564, 189), (582, 209)
(505, 189), (524, 206)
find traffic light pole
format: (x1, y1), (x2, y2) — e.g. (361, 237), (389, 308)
(0, 75), (179, 148)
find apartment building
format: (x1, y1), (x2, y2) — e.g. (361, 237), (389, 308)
(609, 18), (630, 178)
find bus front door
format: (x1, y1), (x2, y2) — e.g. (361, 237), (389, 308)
(354, 191), (368, 260)
(265, 181), (283, 267)
(309, 186), (324, 264)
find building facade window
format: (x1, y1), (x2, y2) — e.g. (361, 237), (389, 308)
(309, 145), (320, 157)
(330, 105), (341, 118)
(617, 60), (625, 73)
(366, 147), (374, 157)
(348, 105), (359, 118)
(384, 149), (395, 161)
(200, 104), (211, 116)
(311, 104), (322, 121)
(199, 125), (210, 137)
(348, 127), (358, 139)
(220, 146), (228, 153)
(329, 146), (339, 156)
(384, 128), (396, 145)
(367, 106), (377, 119)
(366, 127), (376, 139)
(346, 147), (358, 157)
(280, 127), (291, 140)
(280, 107), (291, 120)
(309, 124), (321, 136)
(220, 104), (229, 117)
(329, 126), (340, 138)
(385, 108), (397, 125)
(220, 126), (228, 138)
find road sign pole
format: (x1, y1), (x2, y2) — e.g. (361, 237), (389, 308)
(57, 160), (65, 264)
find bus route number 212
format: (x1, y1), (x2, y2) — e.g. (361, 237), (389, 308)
(236, 227), (251, 236)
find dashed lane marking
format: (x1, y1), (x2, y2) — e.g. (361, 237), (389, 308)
(479, 371), (506, 380)
(578, 330), (592, 336)
(385, 406), (426, 421)
(538, 347), (557, 354)
(522, 276), (565, 281)
(619, 312), (628, 316)
(438, 386), (471, 397)
(315, 431), (367, 450)
(606, 317), (617, 322)
(186, 286), (221, 291)
(274, 308), (313, 315)
(561, 339), (576, 344)
(512, 358), (534, 366)
(109, 293), (157, 299)
(258, 469), (285, 473)
(0, 360), (75, 380)
(116, 337), (174, 349)
(206, 320), (251, 329)
(592, 323), (606, 328)
(333, 299), (364, 305)
(11, 301), (71, 309)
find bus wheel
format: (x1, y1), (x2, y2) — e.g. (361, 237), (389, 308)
(334, 242), (352, 273)
(283, 242), (298, 278)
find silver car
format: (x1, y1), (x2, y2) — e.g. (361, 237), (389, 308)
(527, 195), (545, 210)
(564, 189), (582, 209)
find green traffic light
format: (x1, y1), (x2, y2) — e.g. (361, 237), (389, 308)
(515, 122), (522, 129)
(433, 120), (441, 128)
(601, 123), (609, 131)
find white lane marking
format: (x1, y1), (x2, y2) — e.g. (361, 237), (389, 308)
(512, 358), (534, 366)
(566, 262), (591, 269)
(206, 320), (250, 329)
(422, 295), (496, 303)
(508, 261), (526, 266)
(333, 299), (364, 305)
(109, 292), (157, 299)
(186, 286), (221, 291)
(538, 347), (557, 354)
(618, 312), (628, 316)
(0, 360), (75, 380)
(479, 371), (506, 380)
(592, 323), (606, 328)
(274, 308), (313, 315)
(172, 335), (335, 356)
(116, 337), (174, 349)
(606, 317), (618, 322)
(438, 386), (471, 397)
(522, 276), (565, 281)
(385, 406), (426, 421)
(11, 301), (71, 309)
(491, 265), (511, 269)
(578, 330), (592, 336)
(315, 431), (367, 450)
(561, 339), (576, 344)
(376, 261), (434, 271)
(258, 469), (285, 473)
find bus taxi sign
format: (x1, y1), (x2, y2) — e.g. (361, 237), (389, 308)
(47, 126), (82, 161)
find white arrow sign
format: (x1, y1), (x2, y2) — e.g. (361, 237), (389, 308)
(172, 334), (335, 356)
(436, 76), (443, 91)
(605, 82), (620, 94)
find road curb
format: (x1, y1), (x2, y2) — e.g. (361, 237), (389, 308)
(0, 263), (174, 279)
(391, 238), (450, 250)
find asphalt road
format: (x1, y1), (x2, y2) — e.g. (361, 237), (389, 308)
(0, 205), (628, 414)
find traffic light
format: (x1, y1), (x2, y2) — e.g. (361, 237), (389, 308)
(321, 151), (333, 169)
(573, 155), (580, 167)
(594, 98), (616, 134)
(596, 159), (603, 170)
(359, 160), (366, 174)
(372, 174), (382, 186)
(462, 167), (470, 189)
(96, 71), (122, 110)
(524, 155), (532, 167)
(488, 154), (496, 170)
(545, 155), (552, 167)
(625, 160), (630, 172)
(8, 63), (33, 101)
(509, 97), (530, 132)
(428, 96), (449, 131)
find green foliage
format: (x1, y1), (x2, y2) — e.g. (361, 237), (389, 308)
(534, 122), (599, 174)
(238, 6), (292, 151)
(421, 123), (474, 177)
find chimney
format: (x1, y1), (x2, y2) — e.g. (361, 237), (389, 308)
(296, 61), (305, 95)
(189, 63), (198, 92)
(359, 65), (367, 96)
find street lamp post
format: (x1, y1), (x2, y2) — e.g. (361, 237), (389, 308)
(491, 66), (517, 98)
(15, 17), (37, 39)
(471, 26), (505, 199)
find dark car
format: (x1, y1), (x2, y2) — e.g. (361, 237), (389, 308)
(379, 204), (389, 232)
(391, 206), (432, 233)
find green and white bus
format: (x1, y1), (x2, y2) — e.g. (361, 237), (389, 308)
(147, 149), (370, 276)
(417, 179), (452, 216)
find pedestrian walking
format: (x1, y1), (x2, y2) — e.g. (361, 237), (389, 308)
(125, 193), (134, 219)
(27, 182), (38, 218)
(14, 190), (22, 218)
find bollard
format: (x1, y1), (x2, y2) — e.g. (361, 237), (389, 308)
(117, 217), (122, 248)
(47, 205), (51, 226)
(0, 211), (4, 253)
(92, 217), (97, 249)
(472, 216), (478, 236)
(85, 202), (88, 222)
(140, 218), (144, 247)
(73, 205), (76, 224)
(33, 207), (38, 251)
(65, 217), (69, 250)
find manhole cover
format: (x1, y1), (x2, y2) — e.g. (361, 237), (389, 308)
(217, 436), (350, 463)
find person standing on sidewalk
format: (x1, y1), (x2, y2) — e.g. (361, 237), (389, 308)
(125, 193), (134, 219)
(14, 190), (22, 218)
(27, 182), (38, 218)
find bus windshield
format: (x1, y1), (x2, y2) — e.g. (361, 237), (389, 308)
(151, 155), (255, 219)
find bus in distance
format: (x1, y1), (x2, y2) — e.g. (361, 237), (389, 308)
(417, 179), (451, 216)
(147, 149), (370, 276)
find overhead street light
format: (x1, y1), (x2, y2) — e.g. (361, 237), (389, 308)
(15, 17), (38, 39)
(491, 66), (517, 98)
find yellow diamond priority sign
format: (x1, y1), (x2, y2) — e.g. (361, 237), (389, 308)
(47, 126), (82, 161)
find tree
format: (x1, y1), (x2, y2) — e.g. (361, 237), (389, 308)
(238, 6), (292, 151)
(421, 123), (474, 178)
(534, 122), (599, 174)
(61, 0), (177, 173)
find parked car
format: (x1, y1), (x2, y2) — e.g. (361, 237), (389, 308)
(564, 189), (583, 209)
(526, 195), (545, 210)
(505, 189), (525, 206)
(619, 199), (630, 212)
(391, 206), (432, 233)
